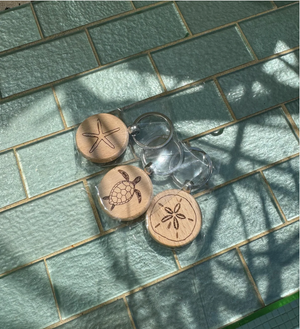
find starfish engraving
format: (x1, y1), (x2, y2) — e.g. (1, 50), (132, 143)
(82, 119), (120, 153)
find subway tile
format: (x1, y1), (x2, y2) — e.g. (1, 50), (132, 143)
(127, 250), (261, 329)
(177, 1), (273, 34)
(263, 157), (299, 221)
(54, 56), (164, 126)
(151, 26), (254, 90)
(274, 1), (297, 7)
(46, 223), (177, 319)
(190, 108), (299, 187)
(133, 1), (158, 9)
(0, 262), (59, 329)
(0, 151), (26, 208)
(122, 81), (233, 140)
(176, 174), (283, 267)
(240, 222), (299, 305)
(89, 3), (187, 64)
(0, 5), (41, 52)
(285, 99), (299, 128)
(33, 1), (133, 36)
(0, 89), (64, 151)
(17, 130), (134, 196)
(0, 32), (98, 98)
(218, 51), (299, 119)
(239, 5), (299, 59)
(0, 183), (99, 274)
(54, 300), (133, 329)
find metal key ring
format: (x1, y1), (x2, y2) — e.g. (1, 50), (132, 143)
(129, 112), (174, 150)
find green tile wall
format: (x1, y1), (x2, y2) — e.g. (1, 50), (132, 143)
(190, 108), (299, 187)
(33, 1), (133, 36)
(263, 157), (299, 221)
(274, 1), (297, 7)
(0, 89), (64, 151)
(0, 151), (26, 208)
(0, 5), (41, 52)
(133, 1), (158, 9)
(177, 1), (273, 34)
(55, 300), (133, 329)
(89, 3), (187, 64)
(176, 174), (283, 267)
(240, 4), (299, 59)
(218, 51), (299, 119)
(121, 81), (233, 140)
(0, 32), (98, 98)
(151, 26), (254, 90)
(54, 55), (164, 126)
(127, 250), (261, 329)
(240, 222), (299, 305)
(286, 99), (299, 128)
(0, 262), (59, 329)
(0, 183), (99, 274)
(46, 223), (177, 319)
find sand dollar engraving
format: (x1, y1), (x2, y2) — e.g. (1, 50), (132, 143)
(76, 113), (129, 163)
(146, 189), (202, 247)
(98, 165), (153, 221)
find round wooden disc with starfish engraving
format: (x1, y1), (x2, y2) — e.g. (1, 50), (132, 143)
(76, 113), (129, 163)
(146, 189), (202, 248)
(98, 165), (153, 221)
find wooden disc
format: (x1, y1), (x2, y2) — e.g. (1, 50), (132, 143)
(146, 189), (202, 248)
(98, 165), (153, 221)
(76, 113), (129, 163)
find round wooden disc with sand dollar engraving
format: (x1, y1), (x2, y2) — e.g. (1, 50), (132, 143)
(146, 189), (202, 247)
(98, 165), (153, 221)
(76, 113), (129, 163)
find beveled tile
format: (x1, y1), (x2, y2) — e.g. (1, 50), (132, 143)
(285, 99), (299, 128)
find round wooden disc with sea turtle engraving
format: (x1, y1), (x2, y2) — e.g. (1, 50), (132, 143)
(146, 189), (202, 248)
(76, 113), (129, 163)
(98, 165), (153, 221)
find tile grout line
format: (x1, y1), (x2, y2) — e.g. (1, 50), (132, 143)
(82, 179), (105, 234)
(29, 2), (44, 39)
(213, 78), (237, 121)
(84, 28), (102, 67)
(43, 259), (62, 321)
(259, 171), (288, 223)
(51, 86), (68, 129)
(172, 249), (182, 269)
(123, 296), (138, 329)
(129, 1), (136, 10)
(12, 148), (29, 199)
(172, 1), (193, 36)
(236, 247), (266, 307)
(147, 52), (168, 92)
(270, 0), (278, 8)
(235, 22), (259, 61)
(281, 103), (300, 138)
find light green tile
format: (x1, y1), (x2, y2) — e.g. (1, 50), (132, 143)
(47, 223), (177, 319)
(133, 1), (158, 8)
(56, 299), (133, 329)
(0, 262), (59, 329)
(240, 5), (299, 59)
(176, 174), (283, 267)
(33, 1), (133, 36)
(274, 1), (297, 7)
(128, 250), (261, 329)
(190, 108), (299, 187)
(89, 3), (187, 64)
(0, 5), (41, 52)
(286, 99), (299, 128)
(17, 130), (134, 196)
(0, 32), (98, 97)
(55, 55), (164, 126)
(151, 26), (253, 90)
(122, 81), (233, 140)
(0, 89), (64, 151)
(218, 51), (299, 119)
(177, 1), (273, 34)
(240, 222), (299, 305)
(263, 157), (299, 221)
(0, 151), (26, 208)
(0, 183), (99, 274)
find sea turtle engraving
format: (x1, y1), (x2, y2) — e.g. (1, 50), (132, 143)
(102, 169), (142, 211)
